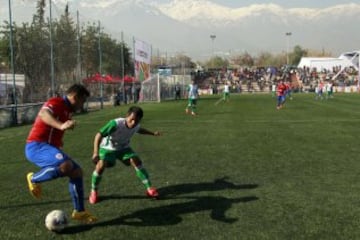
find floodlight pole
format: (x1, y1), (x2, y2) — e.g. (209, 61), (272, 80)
(286, 32), (292, 65)
(76, 10), (81, 83)
(98, 21), (103, 109)
(8, 0), (18, 125)
(358, 51), (360, 91)
(49, 0), (55, 96)
(210, 34), (216, 56)
(120, 31), (125, 104)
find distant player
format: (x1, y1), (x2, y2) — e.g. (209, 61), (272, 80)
(25, 84), (97, 224)
(88, 106), (161, 204)
(215, 81), (230, 105)
(315, 81), (324, 100)
(276, 79), (287, 110)
(271, 83), (276, 97)
(185, 80), (199, 116)
(285, 81), (293, 100)
(174, 83), (181, 100)
(223, 81), (230, 102)
(326, 81), (334, 99)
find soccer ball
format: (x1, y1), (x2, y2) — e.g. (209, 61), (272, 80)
(45, 210), (68, 232)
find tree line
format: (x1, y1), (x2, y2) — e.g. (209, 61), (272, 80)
(0, 0), (132, 102)
(0, 0), (334, 102)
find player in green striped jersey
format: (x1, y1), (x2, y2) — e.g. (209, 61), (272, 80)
(88, 106), (161, 204)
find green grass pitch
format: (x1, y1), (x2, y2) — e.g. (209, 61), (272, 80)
(1, 93), (360, 239)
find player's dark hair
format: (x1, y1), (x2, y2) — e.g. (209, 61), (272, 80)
(127, 106), (143, 120)
(67, 84), (90, 98)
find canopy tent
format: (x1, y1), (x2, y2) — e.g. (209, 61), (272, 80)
(338, 51), (359, 71)
(297, 57), (351, 71)
(82, 73), (135, 84)
(297, 50), (360, 72)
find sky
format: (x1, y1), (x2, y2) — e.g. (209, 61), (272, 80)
(212, 0), (356, 8)
(156, 0), (357, 8)
(1, 0), (359, 60)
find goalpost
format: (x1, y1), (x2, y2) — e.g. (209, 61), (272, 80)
(140, 73), (191, 103)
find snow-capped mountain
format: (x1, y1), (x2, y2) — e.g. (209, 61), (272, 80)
(2, 0), (360, 60)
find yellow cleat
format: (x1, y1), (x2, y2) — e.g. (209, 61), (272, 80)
(71, 210), (97, 224)
(26, 172), (41, 199)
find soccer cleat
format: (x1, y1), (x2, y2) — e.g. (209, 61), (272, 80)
(146, 187), (159, 199)
(191, 112), (196, 116)
(27, 172), (41, 199)
(185, 108), (189, 114)
(88, 190), (98, 204)
(71, 210), (97, 224)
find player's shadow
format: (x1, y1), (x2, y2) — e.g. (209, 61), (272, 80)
(62, 177), (258, 233)
(158, 176), (258, 198)
(63, 194), (258, 234)
(98, 176), (258, 202)
(98, 195), (258, 227)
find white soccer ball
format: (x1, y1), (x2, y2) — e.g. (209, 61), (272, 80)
(45, 210), (68, 232)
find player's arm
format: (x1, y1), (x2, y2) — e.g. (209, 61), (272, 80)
(92, 120), (117, 164)
(39, 108), (75, 131)
(138, 127), (161, 136)
(92, 132), (103, 164)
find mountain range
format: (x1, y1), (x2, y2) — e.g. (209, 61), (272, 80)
(2, 0), (360, 61)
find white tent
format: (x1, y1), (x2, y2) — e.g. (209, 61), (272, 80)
(298, 50), (360, 71)
(297, 57), (352, 71)
(297, 50), (360, 81)
(338, 51), (359, 71)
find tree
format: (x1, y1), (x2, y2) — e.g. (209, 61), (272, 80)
(231, 51), (254, 67)
(53, 3), (77, 83)
(205, 56), (229, 69)
(0, 23), (11, 72)
(255, 51), (274, 67)
(290, 45), (308, 65)
(15, 0), (52, 102)
(81, 23), (98, 76)
(80, 23), (133, 77)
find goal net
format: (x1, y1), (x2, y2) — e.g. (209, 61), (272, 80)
(140, 74), (191, 102)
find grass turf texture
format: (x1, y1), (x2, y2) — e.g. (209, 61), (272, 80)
(1, 93), (360, 239)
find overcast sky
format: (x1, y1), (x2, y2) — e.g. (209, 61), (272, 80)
(156, 0), (357, 8)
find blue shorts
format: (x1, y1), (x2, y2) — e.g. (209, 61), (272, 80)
(277, 95), (285, 105)
(25, 142), (79, 169)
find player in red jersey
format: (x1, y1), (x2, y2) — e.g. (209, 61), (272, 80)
(276, 79), (287, 110)
(285, 81), (293, 100)
(25, 84), (97, 224)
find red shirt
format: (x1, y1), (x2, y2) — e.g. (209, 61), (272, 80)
(26, 97), (73, 147)
(277, 83), (287, 96)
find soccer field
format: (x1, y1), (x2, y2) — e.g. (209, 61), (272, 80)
(1, 93), (360, 239)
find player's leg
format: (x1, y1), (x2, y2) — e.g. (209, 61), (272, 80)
(185, 99), (192, 114)
(121, 148), (159, 198)
(281, 95), (286, 108)
(25, 142), (67, 198)
(191, 99), (197, 115)
(276, 96), (282, 109)
(66, 161), (97, 223)
(89, 160), (105, 204)
(129, 157), (159, 198)
(89, 149), (115, 204)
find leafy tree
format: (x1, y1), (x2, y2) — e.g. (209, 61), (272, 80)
(205, 56), (229, 69)
(255, 51), (274, 67)
(80, 23), (132, 77)
(290, 45), (308, 65)
(306, 48), (333, 57)
(53, 3), (77, 83)
(0, 23), (11, 72)
(100, 33), (132, 76)
(231, 51), (254, 67)
(15, 0), (52, 102)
